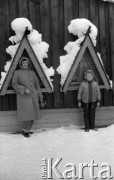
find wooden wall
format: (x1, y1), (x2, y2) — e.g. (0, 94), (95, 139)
(1, 107), (114, 132)
(0, 0), (114, 110)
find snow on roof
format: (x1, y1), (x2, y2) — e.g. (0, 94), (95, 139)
(11, 18), (33, 43)
(57, 18), (98, 86)
(0, 18), (54, 89)
(68, 18), (98, 46)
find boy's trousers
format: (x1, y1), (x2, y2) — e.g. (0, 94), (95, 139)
(82, 102), (97, 130)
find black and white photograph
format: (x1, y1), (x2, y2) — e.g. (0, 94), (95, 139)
(0, 0), (114, 179)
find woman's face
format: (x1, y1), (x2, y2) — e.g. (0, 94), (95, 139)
(21, 60), (29, 69)
(86, 73), (93, 82)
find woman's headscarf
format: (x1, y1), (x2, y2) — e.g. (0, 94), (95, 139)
(19, 56), (31, 69)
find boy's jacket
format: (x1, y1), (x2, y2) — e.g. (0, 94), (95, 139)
(77, 81), (101, 103)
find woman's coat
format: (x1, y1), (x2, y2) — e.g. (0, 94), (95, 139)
(12, 69), (43, 121)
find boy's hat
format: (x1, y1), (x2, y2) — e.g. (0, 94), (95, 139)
(85, 69), (93, 76)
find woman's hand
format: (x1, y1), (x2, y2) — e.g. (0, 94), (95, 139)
(25, 89), (31, 94)
(97, 102), (100, 107)
(78, 102), (82, 108)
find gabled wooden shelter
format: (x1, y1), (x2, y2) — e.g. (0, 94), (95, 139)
(62, 28), (111, 92)
(0, 29), (53, 96)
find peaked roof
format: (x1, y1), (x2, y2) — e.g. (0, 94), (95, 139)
(0, 29), (53, 95)
(62, 27), (111, 92)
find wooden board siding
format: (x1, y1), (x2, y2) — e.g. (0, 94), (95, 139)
(0, 0), (114, 110)
(0, 107), (114, 132)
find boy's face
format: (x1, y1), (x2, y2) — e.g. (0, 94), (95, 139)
(86, 73), (94, 82)
(21, 60), (29, 69)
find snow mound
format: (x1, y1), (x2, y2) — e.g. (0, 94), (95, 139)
(68, 18), (98, 46)
(0, 72), (7, 89)
(11, 18), (32, 43)
(0, 18), (54, 89)
(57, 18), (98, 86)
(28, 29), (42, 44)
(6, 44), (19, 58)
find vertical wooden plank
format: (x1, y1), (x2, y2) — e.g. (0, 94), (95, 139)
(0, 0), (7, 70)
(18, 0), (30, 18)
(0, 97), (1, 110)
(49, 0), (63, 108)
(8, 0), (18, 110)
(9, 0), (18, 22)
(72, 0), (79, 18)
(103, 90), (113, 106)
(1, 95), (9, 111)
(104, 4), (113, 106)
(29, 0), (37, 28)
(100, 90), (104, 107)
(8, 94), (17, 110)
(109, 3), (114, 104)
(63, 0), (74, 108)
(0, 0), (9, 110)
(98, 0), (107, 106)
(64, 0), (74, 43)
(84, 0), (90, 19)
(105, 2), (112, 78)
(64, 92), (74, 108)
(58, 0), (65, 56)
(58, 0), (65, 108)
(40, 0), (51, 65)
(64, 91), (77, 108)
(39, 0), (54, 108)
(79, 0), (85, 18)
(35, 1), (41, 32)
(4, 0), (10, 50)
(89, 0), (98, 25)
(4, 0), (12, 110)
(89, 0), (100, 52)
(98, 1), (106, 66)
(79, 0), (89, 19)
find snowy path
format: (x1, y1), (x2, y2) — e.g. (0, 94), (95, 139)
(0, 125), (114, 180)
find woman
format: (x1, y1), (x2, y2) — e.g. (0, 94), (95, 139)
(12, 56), (43, 137)
(77, 69), (101, 132)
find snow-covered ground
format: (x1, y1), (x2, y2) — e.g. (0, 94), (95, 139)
(0, 125), (114, 180)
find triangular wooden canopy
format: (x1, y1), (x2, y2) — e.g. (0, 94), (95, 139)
(0, 29), (53, 95)
(62, 27), (111, 92)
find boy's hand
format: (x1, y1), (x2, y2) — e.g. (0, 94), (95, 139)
(78, 102), (82, 108)
(40, 101), (45, 108)
(97, 102), (100, 107)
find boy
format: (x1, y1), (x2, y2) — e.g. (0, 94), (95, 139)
(77, 69), (101, 132)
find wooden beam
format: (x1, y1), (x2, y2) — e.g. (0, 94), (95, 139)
(6, 88), (48, 94)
